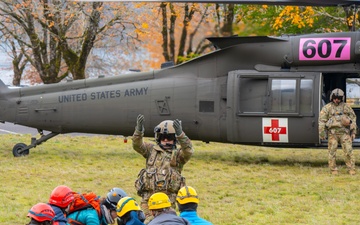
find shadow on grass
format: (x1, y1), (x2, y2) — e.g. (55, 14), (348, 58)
(192, 151), (332, 167)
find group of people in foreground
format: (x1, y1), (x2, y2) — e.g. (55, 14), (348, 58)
(27, 115), (212, 225)
(27, 185), (211, 225)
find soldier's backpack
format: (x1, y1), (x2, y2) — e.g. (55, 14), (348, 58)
(68, 192), (102, 225)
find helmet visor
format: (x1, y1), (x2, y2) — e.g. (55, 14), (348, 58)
(159, 134), (176, 141)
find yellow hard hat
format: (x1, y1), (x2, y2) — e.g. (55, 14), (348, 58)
(148, 192), (171, 210)
(176, 186), (199, 204)
(116, 197), (141, 217)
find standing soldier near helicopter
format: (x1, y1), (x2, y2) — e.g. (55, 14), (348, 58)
(132, 114), (194, 223)
(319, 88), (357, 175)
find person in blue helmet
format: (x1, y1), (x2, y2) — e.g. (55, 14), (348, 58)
(103, 187), (129, 225)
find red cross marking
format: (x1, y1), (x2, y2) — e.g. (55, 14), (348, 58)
(264, 119), (287, 141)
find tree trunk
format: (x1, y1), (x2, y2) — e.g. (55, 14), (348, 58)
(220, 4), (235, 36)
(160, 3), (170, 62)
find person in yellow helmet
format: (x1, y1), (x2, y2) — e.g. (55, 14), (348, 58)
(132, 114), (194, 222)
(176, 186), (213, 225)
(116, 197), (145, 225)
(147, 192), (189, 225)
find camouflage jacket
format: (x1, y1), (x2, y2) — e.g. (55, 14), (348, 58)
(319, 102), (357, 136)
(132, 129), (194, 194)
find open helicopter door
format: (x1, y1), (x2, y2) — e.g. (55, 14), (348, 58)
(226, 70), (321, 146)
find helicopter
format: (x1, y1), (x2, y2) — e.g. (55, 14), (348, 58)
(2, 0), (360, 157)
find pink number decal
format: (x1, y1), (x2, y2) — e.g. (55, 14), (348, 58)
(299, 38), (350, 60)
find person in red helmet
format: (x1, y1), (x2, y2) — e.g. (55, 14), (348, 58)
(27, 203), (55, 225)
(48, 185), (74, 225)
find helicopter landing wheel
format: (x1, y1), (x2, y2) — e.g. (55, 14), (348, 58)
(12, 143), (29, 157)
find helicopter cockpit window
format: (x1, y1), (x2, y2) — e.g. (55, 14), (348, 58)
(300, 79), (313, 114)
(270, 79), (296, 113)
(239, 74), (314, 116)
(239, 77), (267, 113)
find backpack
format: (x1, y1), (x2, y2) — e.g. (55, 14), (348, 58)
(68, 192), (102, 225)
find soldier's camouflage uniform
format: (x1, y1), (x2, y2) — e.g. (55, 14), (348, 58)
(132, 129), (194, 222)
(319, 101), (357, 172)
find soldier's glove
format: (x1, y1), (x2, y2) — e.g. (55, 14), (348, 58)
(341, 115), (351, 126)
(351, 133), (356, 141)
(136, 114), (145, 132)
(319, 130), (326, 140)
(173, 119), (183, 136)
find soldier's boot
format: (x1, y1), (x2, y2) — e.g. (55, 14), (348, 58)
(349, 170), (356, 175)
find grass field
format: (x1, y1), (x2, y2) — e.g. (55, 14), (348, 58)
(1, 134), (360, 225)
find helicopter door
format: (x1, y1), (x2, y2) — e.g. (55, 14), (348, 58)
(226, 70), (321, 146)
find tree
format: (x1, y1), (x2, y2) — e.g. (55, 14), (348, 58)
(0, 0), (139, 84)
(214, 3), (236, 36)
(239, 5), (359, 35)
(136, 3), (220, 66)
(0, 27), (29, 86)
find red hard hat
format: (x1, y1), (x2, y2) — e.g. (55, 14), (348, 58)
(27, 203), (55, 222)
(49, 185), (74, 208)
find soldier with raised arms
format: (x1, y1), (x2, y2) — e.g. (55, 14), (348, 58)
(132, 114), (194, 223)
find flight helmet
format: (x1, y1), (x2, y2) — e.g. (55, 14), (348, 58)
(330, 88), (344, 102)
(104, 187), (128, 210)
(27, 203), (55, 222)
(148, 192), (171, 210)
(154, 120), (177, 148)
(176, 186), (199, 205)
(48, 185), (74, 208)
(116, 197), (141, 217)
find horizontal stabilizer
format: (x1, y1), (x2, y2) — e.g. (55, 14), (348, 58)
(0, 79), (8, 90)
(207, 36), (288, 49)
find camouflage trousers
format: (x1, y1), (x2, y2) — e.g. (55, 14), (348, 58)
(139, 191), (177, 224)
(327, 132), (355, 172)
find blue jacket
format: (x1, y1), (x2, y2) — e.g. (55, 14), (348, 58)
(179, 211), (213, 225)
(125, 211), (145, 225)
(67, 208), (107, 225)
(49, 204), (68, 225)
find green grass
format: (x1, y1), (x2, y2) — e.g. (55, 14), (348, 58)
(1, 134), (360, 225)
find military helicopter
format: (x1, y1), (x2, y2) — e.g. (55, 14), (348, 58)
(2, 0), (360, 156)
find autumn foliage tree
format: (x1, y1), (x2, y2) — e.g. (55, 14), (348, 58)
(0, 0), (139, 84)
(156, 2), (214, 64)
(239, 5), (360, 35)
(135, 2), (242, 67)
